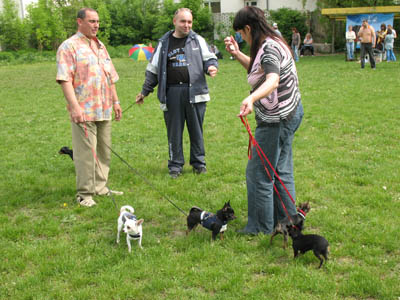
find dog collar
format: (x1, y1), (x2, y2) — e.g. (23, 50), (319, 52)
(129, 233), (141, 239)
(297, 209), (306, 219)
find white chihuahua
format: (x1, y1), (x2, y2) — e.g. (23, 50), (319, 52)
(117, 205), (144, 252)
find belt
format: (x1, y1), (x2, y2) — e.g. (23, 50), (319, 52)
(168, 82), (189, 87)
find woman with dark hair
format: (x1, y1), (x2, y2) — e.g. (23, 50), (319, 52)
(224, 6), (304, 235)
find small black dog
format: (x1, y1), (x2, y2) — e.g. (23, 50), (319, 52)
(186, 201), (236, 240)
(287, 225), (329, 269)
(59, 146), (73, 160)
(270, 202), (311, 248)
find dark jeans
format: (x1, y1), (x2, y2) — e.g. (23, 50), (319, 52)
(244, 101), (304, 234)
(360, 43), (376, 68)
(163, 85), (206, 173)
(300, 45), (314, 55)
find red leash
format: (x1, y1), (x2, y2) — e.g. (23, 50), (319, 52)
(240, 116), (296, 222)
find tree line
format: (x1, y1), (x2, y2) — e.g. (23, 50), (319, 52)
(0, 0), (213, 51)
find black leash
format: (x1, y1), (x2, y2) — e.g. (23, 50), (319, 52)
(79, 102), (188, 217)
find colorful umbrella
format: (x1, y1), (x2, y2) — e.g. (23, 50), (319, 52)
(129, 44), (154, 61)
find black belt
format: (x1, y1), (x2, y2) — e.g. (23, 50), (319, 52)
(168, 82), (189, 87)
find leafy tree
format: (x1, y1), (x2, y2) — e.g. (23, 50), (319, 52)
(269, 8), (307, 45)
(316, 0), (398, 8)
(25, 0), (67, 50)
(107, 0), (160, 46)
(0, 0), (27, 50)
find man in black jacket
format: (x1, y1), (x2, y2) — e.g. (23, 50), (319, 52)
(136, 8), (218, 178)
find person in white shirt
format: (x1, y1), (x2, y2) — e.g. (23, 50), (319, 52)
(387, 24), (396, 38)
(345, 25), (356, 60)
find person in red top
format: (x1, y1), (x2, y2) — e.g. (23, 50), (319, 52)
(56, 8), (122, 207)
(358, 19), (376, 69)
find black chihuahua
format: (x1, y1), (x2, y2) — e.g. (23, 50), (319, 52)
(186, 201), (236, 240)
(59, 146), (74, 160)
(287, 225), (329, 269)
(270, 202), (311, 249)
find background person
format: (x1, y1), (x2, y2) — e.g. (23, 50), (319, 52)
(346, 25), (356, 60)
(136, 8), (218, 179)
(358, 19), (376, 69)
(300, 33), (314, 56)
(385, 28), (396, 62)
(56, 8), (122, 207)
(376, 23), (387, 52)
(273, 23), (281, 37)
(224, 6), (304, 235)
(387, 24), (396, 38)
(291, 27), (301, 62)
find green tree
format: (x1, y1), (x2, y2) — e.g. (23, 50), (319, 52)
(26, 0), (67, 50)
(0, 0), (27, 50)
(107, 0), (160, 46)
(269, 8), (307, 45)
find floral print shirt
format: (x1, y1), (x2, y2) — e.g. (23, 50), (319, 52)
(56, 32), (119, 121)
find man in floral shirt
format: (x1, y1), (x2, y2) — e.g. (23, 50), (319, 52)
(56, 8), (122, 207)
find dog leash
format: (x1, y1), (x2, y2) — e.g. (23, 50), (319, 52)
(240, 115), (295, 223)
(80, 114), (188, 217)
(82, 123), (119, 212)
(74, 102), (136, 211)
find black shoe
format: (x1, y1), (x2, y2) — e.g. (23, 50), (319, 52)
(169, 170), (181, 179)
(236, 228), (257, 236)
(193, 166), (207, 174)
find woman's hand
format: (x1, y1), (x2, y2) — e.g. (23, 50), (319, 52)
(224, 36), (239, 57)
(238, 95), (255, 117)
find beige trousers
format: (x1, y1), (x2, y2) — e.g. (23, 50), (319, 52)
(71, 121), (111, 199)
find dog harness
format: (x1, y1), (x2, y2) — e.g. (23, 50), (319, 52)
(297, 209), (307, 220)
(122, 212), (141, 239)
(200, 211), (227, 232)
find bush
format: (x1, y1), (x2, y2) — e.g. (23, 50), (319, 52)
(0, 0), (28, 50)
(269, 8), (308, 45)
(0, 50), (56, 65)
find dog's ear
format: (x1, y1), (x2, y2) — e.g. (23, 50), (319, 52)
(136, 219), (144, 226)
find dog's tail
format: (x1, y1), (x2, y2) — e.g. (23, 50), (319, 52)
(120, 205), (134, 214)
(189, 206), (203, 214)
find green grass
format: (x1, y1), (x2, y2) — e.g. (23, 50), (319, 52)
(1, 55), (399, 299)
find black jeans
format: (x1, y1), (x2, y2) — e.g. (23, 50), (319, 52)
(360, 43), (376, 68)
(163, 85), (206, 172)
(300, 45), (314, 55)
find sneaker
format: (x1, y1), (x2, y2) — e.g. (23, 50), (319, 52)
(76, 196), (96, 207)
(193, 166), (207, 174)
(97, 189), (124, 196)
(169, 170), (181, 179)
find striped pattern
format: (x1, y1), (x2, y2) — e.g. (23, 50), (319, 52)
(248, 38), (301, 124)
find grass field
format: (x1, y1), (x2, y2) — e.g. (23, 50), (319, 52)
(1, 55), (399, 300)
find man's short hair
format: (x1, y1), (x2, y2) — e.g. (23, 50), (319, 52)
(362, 19), (368, 23)
(77, 8), (97, 20)
(174, 7), (192, 16)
